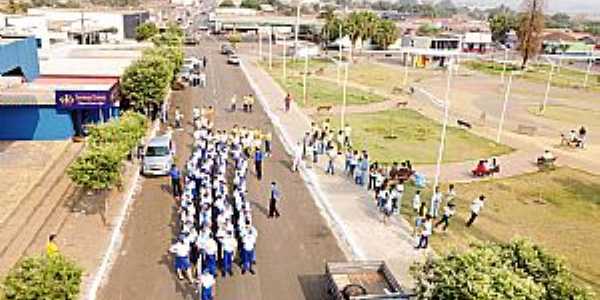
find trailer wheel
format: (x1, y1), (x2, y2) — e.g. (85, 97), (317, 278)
(342, 284), (367, 299)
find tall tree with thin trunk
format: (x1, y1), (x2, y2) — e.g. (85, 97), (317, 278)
(517, 0), (545, 69)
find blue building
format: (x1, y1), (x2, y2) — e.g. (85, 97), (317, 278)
(0, 36), (121, 140)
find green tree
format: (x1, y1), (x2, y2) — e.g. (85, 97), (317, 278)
(144, 45), (184, 76)
(373, 19), (398, 50)
(320, 11), (343, 43)
(135, 22), (159, 41)
(411, 239), (593, 300)
(240, 0), (259, 9)
(489, 12), (517, 43)
(165, 22), (184, 38)
(518, 0), (546, 69)
(1, 254), (82, 300)
(547, 12), (571, 29)
(219, 0), (235, 7)
(121, 55), (174, 110)
(417, 24), (441, 36)
(228, 32), (242, 48)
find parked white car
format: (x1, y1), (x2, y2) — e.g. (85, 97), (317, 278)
(142, 135), (175, 176)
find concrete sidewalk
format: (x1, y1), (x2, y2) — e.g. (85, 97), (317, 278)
(241, 56), (426, 288)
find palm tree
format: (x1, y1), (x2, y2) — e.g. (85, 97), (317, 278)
(373, 20), (399, 50)
(359, 11), (379, 50)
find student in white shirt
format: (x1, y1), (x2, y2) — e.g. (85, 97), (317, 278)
(430, 186), (442, 218)
(416, 214), (433, 249)
(412, 190), (422, 213)
(466, 195), (485, 227)
(198, 270), (215, 300)
(221, 232), (237, 277)
(169, 234), (193, 282)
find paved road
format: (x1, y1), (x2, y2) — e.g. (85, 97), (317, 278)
(98, 40), (345, 300)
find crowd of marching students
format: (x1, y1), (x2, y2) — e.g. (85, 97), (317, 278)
(167, 106), (274, 300)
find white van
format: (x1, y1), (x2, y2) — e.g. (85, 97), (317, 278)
(142, 135), (175, 176)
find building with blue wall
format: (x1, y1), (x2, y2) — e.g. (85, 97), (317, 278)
(0, 37), (40, 81)
(0, 37), (121, 140)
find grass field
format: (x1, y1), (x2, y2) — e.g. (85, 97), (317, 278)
(260, 60), (386, 107)
(394, 167), (600, 295)
(326, 109), (512, 164)
(463, 60), (600, 92)
(527, 105), (600, 128)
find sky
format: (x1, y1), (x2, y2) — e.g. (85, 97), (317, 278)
(452, 0), (600, 14)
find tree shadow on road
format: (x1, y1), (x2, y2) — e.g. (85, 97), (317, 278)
(298, 274), (332, 300)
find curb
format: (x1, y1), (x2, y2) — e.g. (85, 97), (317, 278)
(84, 120), (160, 300)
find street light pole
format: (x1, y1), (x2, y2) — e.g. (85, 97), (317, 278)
(496, 72), (513, 143)
(403, 53), (409, 86)
(303, 50), (308, 105)
(432, 58), (454, 193)
(583, 58), (593, 89)
(501, 48), (508, 84)
(541, 63), (555, 114)
(283, 35), (287, 81)
(268, 26), (273, 70)
(340, 63), (349, 129)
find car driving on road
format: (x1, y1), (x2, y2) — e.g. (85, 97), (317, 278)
(142, 135), (175, 176)
(227, 54), (240, 65)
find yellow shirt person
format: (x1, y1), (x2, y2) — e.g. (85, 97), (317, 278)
(46, 234), (59, 257)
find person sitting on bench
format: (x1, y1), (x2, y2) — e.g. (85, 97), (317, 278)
(488, 157), (500, 174)
(472, 160), (489, 177)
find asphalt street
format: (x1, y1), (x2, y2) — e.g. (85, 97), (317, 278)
(98, 39), (345, 300)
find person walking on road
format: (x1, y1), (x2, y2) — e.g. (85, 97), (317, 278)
(246, 94), (255, 113)
(326, 145), (337, 175)
(254, 147), (264, 180)
(221, 232), (237, 277)
(169, 164), (182, 198)
(230, 94), (237, 112)
(174, 107), (183, 130)
(198, 270), (215, 300)
(268, 181), (281, 218)
(264, 131), (272, 157)
(169, 234), (194, 282)
(284, 93), (293, 112)
(430, 186), (442, 218)
(292, 142), (303, 172)
(241, 230), (256, 275)
(202, 56), (207, 69)
(466, 195), (485, 227)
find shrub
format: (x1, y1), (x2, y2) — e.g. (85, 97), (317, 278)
(411, 239), (593, 300)
(1, 254), (82, 300)
(68, 112), (147, 190)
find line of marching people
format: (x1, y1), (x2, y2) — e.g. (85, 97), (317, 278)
(168, 113), (261, 300)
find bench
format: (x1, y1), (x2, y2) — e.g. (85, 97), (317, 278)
(472, 166), (500, 177)
(517, 124), (537, 136)
(316, 104), (333, 114)
(396, 101), (408, 108)
(537, 157), (557, 169)
(457, 119), (472, 129)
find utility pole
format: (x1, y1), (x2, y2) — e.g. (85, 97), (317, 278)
(340, 63), (349, 129)
(294, 1), (300, 57)
(258, 28), (262, 60)
(303, 50), (308, 105)
(268, 26), (273, 70)
(337, 22), (343, 86)
(432, 58), (454, 194)
(497, 72), (514, 143)
(501, 48), (508, 84)
(540, 63), (555, 114)
(403, 53), (409, 86)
